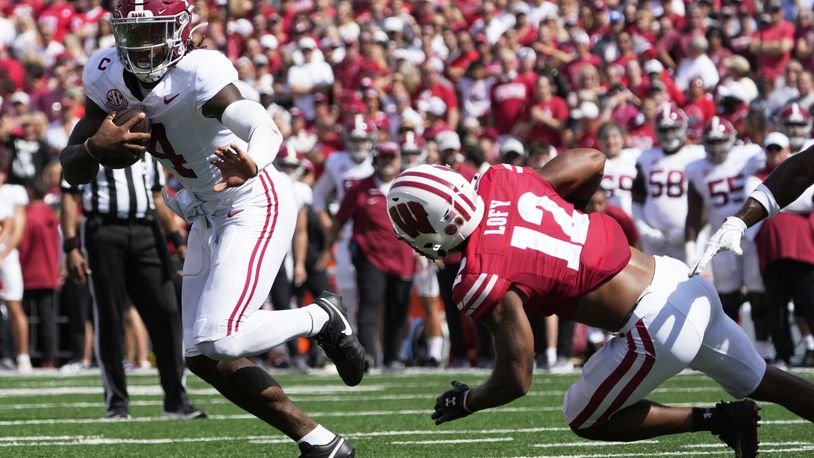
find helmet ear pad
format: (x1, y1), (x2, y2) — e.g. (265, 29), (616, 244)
(387, 165), (485, 259)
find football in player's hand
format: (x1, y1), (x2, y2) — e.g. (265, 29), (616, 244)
(113, 107), (151, 136)
(99, 108), (151, 169)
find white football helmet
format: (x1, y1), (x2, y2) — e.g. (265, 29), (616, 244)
(702, 116), (736, 164)
(655, 103), (688, 153)
(387, 164), (485, 259)
(778, 103), (813, 152)
(399, 131), (427, 170)
(346, 114), (376, 163)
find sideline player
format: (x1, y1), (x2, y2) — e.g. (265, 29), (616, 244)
(685, 117), (770, 358)
(59, 2), (363, 456)
(598, 121), (640, 217)
(386, 151), (814, 457)
(312, 115), (376, 328)
(632, 104), (705, 261)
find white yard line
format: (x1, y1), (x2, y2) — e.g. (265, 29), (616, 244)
(533, 441), (660, 448)
(504, 448), (814, 458)
(391, 437), (514, 445)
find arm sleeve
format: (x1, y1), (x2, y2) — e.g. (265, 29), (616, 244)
(220, 99), (283, 173)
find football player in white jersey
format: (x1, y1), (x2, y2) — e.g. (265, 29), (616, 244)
(398, 131), (446, 366)
(685, 117), (771, 358)
(778, 102), (813, 154)
(598, 121), (641, 217)
(312, 115), (376, 327)
(632, 104), (706, 261)
(59, 2), (362, 456)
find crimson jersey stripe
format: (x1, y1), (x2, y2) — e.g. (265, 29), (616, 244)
(570, 330), (638, 429)
(234, 170), (279, 331)
(467, 274), (498, 315)
(594, 321), (656, 424)
(392, 180), (472, 220)
(226, 170), (275, 335)
(399, 170), (475, 211)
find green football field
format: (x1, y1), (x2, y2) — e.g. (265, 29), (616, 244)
(0, 368), (812, 457)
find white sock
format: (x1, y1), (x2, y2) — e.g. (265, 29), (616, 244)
(297, 424), (335, 446)
(546, 347), (557, 366)
(304, 304), (330, 335)
(427, 336), (443, 360)
(804, 334), (814, 351)
(16, 354), (30, 364)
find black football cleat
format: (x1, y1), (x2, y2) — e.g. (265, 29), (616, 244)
(714, 399), (760, 458)
(298, 434), (355, 458)
(313, 292), (365, 386)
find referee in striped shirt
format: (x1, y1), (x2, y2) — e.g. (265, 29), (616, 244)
(60, 156), (204, 420)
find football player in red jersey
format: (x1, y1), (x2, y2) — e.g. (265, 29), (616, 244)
(387, 149), (814, 457)
(59, 1), (362, 456)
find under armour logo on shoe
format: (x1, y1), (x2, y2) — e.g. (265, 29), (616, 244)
(704, 409), (712, 419)
(445, 398), (456, 407)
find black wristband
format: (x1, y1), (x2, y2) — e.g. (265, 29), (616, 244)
(63, 237), (79, 253)
(169, 231), (186, 248)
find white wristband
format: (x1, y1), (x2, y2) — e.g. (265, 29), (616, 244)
(83, 138), (101, 160)
(748, 183), (780, 217)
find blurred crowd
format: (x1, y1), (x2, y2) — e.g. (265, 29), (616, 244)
(1, 0), (814, 375)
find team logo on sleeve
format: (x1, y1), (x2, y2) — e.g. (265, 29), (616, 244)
(105, 89), (128, 111)
(389, 202), (436, 237)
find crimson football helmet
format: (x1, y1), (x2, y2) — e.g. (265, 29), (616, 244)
(387, 165), (484, 259)
(399, 131), (427, 170)
(110, 0), (194, 83)
(274, 144), (304, 178)
(346, 114), (376, 163)
(655, 104), (688, 153)
(702, 116), (736, 164)
(778, 103), (813, 152)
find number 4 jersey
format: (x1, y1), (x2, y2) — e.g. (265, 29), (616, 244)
(83, 47), (244, 202)
(452, 165), (631, 320)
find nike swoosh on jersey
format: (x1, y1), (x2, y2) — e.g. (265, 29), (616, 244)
(227, 209), (244, 218)
(164, 94), (180, 104)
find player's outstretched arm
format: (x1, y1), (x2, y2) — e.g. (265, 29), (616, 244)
(537, 148), (605, 210)
(691, 142), (814, 276)
(460, 289), (534, 413)
(736, 142), (814, 227)
(203, 83), (283, 191)
(60, 98), (150, 185)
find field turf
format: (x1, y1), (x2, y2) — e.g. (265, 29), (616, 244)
(0, 368), (812, 457)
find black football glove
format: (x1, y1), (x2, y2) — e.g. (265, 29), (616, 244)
(432, 380), (473, 425)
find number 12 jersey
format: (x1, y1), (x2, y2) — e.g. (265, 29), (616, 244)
(452, 165), (631, 320)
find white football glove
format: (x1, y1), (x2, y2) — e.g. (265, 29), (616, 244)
(689, 217), (747, 277)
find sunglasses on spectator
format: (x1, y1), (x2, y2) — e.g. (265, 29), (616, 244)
(766, 145), (784, 152)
